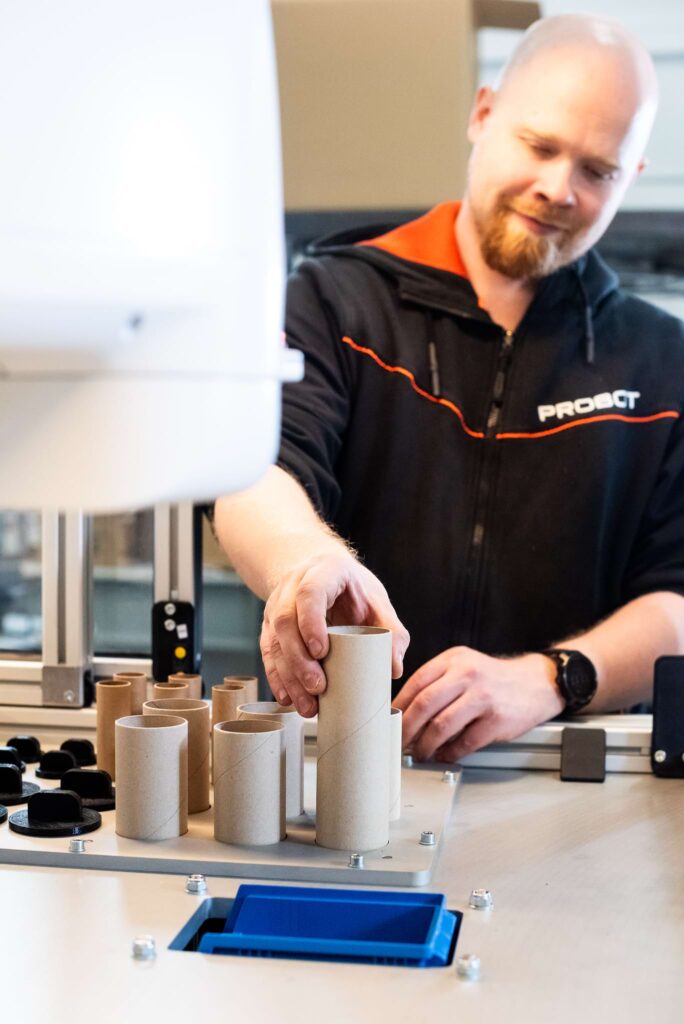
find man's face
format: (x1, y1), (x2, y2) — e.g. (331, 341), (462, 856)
(465, 48), (652, 280)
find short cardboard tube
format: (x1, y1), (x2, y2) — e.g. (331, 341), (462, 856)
(213, 720), (284, 846)
(115, 715), (188, 840)
(168, 673), (203, 700)
(153, 681), (190, 700)
(223, 675), (258, 705)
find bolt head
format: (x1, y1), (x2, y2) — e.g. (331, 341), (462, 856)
(456, 953), (481, 979)
(420, 830), (436, 846)
(348, 853), (364, 869)
(654, 749), (667, 764)
(185, 873), (207, 894)
(164, 602), (177, 616)
(402, 754), (414, 768)
(132, 935), (156, 961)
(68, 838), (86, 854)
(164, 618), (176, 632)
(469, 888), (493, 910)
(442, 770), (456, 784)
(64, 690), (76, 704)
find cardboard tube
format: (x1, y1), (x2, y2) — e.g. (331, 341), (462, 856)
(223, 675), (258, 704)
(316, 626), (391, 851)
(153, 681), (190, 700)
(168, 673), (202, 700)
(390, 707), (402, 822)
(143, 699), (210, 814)
(96, 680), (132, 781)
(238, 702), (304, 819)
(115, 715), (188, 840)
(213, 720), (284, 846)
(113, 671), (148, 715)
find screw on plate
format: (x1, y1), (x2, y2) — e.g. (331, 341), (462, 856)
(185, 874), (208, 894)
(131, 936), (156, 961)
(442, 770), (457, 784)
(68, 838), (92, 853)
(348, 853), (364, 869)
(420, 830), (436, 846)
(469, 888), (493, 910)
(402, 754), (414, 768)
(456, 953), (481, 979)
(654, 750), (667, 763)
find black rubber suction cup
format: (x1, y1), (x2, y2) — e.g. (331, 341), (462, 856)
(60, 739), (96, 767)
(0, 804), (7, 825)
(60, 769), (115, 811)
(6, 735), (43, 764)
(0, 746), (26, 773)
(9, 789), (101, 837)
(0, 764), (39, 805)
(36, 749), (78, 780)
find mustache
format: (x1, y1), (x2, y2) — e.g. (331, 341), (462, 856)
(504, 201), (576, 231)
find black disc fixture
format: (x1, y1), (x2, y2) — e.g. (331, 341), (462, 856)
(5, 736), (43, 764)
(9, 789), (102, 838)
(60, 739), (97, 767)
(36, 749), (79, 780)
(60, 769), (115, 811)
(0, 746), (26, 774)
(0, 764), (40, 806)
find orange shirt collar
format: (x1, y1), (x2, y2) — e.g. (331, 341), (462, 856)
(358, 201), (468, 279)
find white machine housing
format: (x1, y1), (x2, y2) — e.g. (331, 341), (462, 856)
(0, 0), (296, 511)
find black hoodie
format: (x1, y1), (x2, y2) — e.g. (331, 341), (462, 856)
(278, 203), (684, 684)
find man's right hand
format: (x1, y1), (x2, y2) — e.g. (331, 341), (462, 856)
(260, 551), (410, 717)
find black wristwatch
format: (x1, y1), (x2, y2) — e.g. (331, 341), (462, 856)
(541, 649), (597, 713)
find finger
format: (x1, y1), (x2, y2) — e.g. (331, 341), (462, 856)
(400, 674), (467, 749)
(270, 578), (327, 697)
(392, 651), (451, 712)
(434, 715), (498, 763)
(271, 638), (319, 717)
(294, 562), (355, 660)
(415, 695), (489, 761)
(260, 618), (316, 715)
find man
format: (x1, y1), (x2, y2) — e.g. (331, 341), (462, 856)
(214, 14), (684, 762)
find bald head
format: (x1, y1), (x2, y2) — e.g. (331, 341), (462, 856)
(497, 14), (659, 155)
(461, 14), (659, 281)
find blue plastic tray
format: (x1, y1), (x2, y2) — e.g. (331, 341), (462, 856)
(196, 884), (459, 966)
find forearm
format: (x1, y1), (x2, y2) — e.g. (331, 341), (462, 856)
(557, 591), (684, 711)
(213, 465), (351, 599)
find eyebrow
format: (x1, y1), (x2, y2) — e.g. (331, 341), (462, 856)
(519, 129), (622, 175)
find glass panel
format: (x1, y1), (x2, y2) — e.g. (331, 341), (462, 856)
(0, 511), (41, 656)
(93, 511), (154, 657)
(201, 514), (264, 690)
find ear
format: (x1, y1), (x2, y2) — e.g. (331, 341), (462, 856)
(467, 86), (496, 145)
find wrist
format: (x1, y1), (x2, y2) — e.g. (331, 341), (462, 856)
(522, 652), (567, 717)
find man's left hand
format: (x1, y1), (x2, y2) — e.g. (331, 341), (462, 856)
(392, 647), (566, 762)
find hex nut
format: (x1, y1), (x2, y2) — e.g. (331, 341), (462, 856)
(469, 888), (493, 910)
(348, 853), (364, 869)
(185, 874), (208, 894)
(442, 770), (457, 784)
(402, 754), (414, 768)
(132, 936), (156, 961)
(420, 830), (436, 846)
(456, 953), (481, 979)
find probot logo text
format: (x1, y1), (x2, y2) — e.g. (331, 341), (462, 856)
(538, 389), (640, 423)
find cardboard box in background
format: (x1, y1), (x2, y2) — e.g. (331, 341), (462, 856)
(272, 0), (540, 211)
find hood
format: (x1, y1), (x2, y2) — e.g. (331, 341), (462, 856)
(307, 202), (620, 362)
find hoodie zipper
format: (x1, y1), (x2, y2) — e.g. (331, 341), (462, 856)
(462, 328), (515, 641)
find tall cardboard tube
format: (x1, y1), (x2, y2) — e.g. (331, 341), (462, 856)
(168, 673), (202, 700)
(143, 698), (210, 814)
(115, 715), (188, 840)
(113, 671), (148, 715)
(316, 626), (391, 851)
(390, 707), (402, 822)
(153, 681), (190, 700)
(223, 675), (258, 704)
(238, 702), (304, 818)
(213, 720), (284, 846)
(96, 680), (132, 781)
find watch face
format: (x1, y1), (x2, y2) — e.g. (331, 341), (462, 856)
(561, 651), (597, 704)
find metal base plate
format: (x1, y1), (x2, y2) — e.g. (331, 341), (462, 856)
(0, 761), (459, 887)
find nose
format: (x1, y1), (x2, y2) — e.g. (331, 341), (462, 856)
(533, 159), (576, 208)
